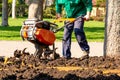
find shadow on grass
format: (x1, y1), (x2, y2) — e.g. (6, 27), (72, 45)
(0, 26), (21, 32)
(0, 26), (104, 32)
(85, 26), (104, 32)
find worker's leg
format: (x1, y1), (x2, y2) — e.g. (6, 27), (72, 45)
(62, 22), (74, 58)
(74, 18), (90, 53)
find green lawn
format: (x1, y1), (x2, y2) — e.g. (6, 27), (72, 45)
(0, 17), (105, 42)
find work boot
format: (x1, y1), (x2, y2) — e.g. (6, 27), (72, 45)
(61, 56), (71, 60)
(80, 51), (89, 60)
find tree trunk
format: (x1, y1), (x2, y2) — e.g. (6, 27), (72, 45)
(43, 0), (46, 9)
(28, 0), (43, 20)
(12, 0), (16, 18)
(1, 0), (8, 26)
(104, 0), (120, 58)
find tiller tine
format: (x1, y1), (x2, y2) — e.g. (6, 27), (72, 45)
(34, 43), (44, 59)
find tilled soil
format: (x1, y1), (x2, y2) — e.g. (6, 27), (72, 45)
(0, 50), (120, 80)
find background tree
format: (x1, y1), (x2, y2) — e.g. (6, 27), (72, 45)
(26, 0), (44, 20)
(12, 0), (16, 18)
(1, 0), (8, 26)
(104, 0), (120, 57)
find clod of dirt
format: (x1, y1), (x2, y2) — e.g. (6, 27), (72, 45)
(0, 56), (5, 62)
(14, 48), (30, 58)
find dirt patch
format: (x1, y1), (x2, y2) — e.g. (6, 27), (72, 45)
(0, 50), (120, 80)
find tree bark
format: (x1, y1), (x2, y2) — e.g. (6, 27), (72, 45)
(28, 0), (43, 20)
(104, 0), (120, 58)
(1, 0), (8, 26)
(43, 0), (46, 9)
(12, 0), (16, 18)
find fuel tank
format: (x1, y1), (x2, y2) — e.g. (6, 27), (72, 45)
(35, 29), (56, 45)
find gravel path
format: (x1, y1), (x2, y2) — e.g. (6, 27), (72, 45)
(0, 41), (104, 58)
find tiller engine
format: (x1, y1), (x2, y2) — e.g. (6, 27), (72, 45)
(20, 19), (59, 59)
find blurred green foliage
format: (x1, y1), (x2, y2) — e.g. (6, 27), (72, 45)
(96, 0), (106, 7)
(0, 0), (106, 18)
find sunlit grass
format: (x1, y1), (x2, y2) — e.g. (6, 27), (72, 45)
(0, 17), (105, 42)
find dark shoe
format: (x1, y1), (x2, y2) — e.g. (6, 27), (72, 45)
(66, 57), (71, 59)
(80, 51), (89, 60)
(62, 56), (71, 59)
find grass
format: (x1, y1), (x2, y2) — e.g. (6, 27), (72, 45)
(0, 17), (105, 42)
(0, 17), (26, 40)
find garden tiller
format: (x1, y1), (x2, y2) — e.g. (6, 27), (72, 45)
(20, 16), (83, 59)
